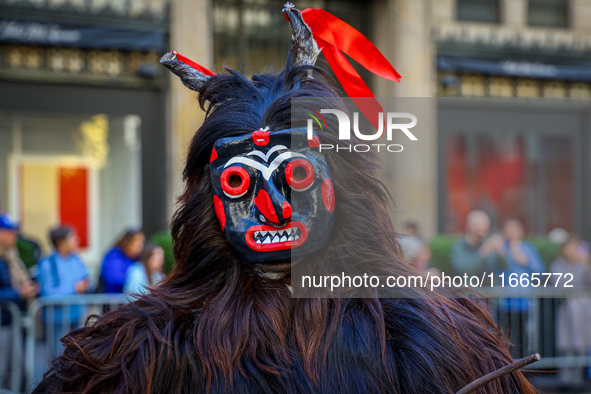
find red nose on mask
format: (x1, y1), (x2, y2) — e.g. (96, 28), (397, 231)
(254, 189), (292, 223)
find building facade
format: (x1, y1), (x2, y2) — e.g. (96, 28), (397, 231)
(1, 0), (589, 274)
(372, 0), (591, 239)
(0, 0), (170, 270)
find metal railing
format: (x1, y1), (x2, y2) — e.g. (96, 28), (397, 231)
(479, 287), (591, 370)
(0, 290), (590, 391)
(0, 301), (23, 394)
(24, 294), (128, 390)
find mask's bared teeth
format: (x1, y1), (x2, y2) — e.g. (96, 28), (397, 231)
(272, 235), (280, 243)
(269, 230), (277, 237)
(286, 228), (292, 236)
(255, 231), (261, 238)
(287, 235), (293, 241)
(263, 237), (271, 244)
(280, 235), (287, 242)
(261, 231), (267, 237)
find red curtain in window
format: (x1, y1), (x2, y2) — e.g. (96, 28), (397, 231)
(446, 135), (526, 233)
(59, 167), (89, 247)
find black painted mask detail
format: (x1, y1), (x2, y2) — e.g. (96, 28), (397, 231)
(210, 128), (335, 264)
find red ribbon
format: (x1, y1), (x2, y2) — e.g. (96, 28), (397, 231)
(171, 51), (216, 76)
(299, 8), (401, 132)
(172, 9), (400, 133)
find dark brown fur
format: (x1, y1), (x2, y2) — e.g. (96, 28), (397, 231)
(33, 65), (537, 393)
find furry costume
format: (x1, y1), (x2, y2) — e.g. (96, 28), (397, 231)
(34, 5), (537, 393)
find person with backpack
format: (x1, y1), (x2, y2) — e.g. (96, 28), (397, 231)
(37, 226), (90, 357)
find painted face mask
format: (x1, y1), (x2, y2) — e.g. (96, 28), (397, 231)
(210, 128), (335, 264)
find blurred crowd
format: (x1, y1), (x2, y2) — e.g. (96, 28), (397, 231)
(2, 207), (591, 387)
(399, 210), (591, 386)
(399, 210), (590, 292)
(0, 212), (165, 388)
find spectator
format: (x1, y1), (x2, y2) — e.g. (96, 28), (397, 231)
(550, 236), (591, 385)
(451, 210), (506, 277)
(402, 221), (420, 238)
(500, 218), (545, 285)
(398, 235), (441, 277)
(124, 243), (165, 299)
(498, 218), (545, 358)
(100, 229), (145, 293)
(37, 226), (91, 357)
(0, 213), (38, 388)
(38, 226), (90, 298)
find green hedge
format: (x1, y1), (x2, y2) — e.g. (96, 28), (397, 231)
(525, 236), (559, 271)
(428, 234), (560, 273)
(429, 235), (458, 274)
(149, 231), (175, 274)
(146, 230), (560, 275)
(17, 236), (42, 269)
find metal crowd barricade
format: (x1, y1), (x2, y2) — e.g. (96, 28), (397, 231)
(483, 287), (591, 373)
(6, 288), (591, 390)
(24, 294), (128, 390)
(0, 301), (23, 393)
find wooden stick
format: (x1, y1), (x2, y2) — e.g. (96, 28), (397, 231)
(456, 353), (541, 394)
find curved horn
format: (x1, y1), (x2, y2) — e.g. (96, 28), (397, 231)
(283, 3), (320, 71)
(160, 51), (211, 92)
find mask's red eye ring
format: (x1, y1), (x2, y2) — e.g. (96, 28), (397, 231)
(221, 166), (250, 198)
(286, 159), (315, 191)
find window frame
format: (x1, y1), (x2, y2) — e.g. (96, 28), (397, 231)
(456, 0), (502, 24)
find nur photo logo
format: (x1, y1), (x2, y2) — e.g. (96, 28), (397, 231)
(306, 109), (419, 153)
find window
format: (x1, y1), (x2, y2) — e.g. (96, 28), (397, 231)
(213, 0), (371, 76)
(457, 0), (501, 23)
(438, 102), (583, 236)
(0, 111), (142, 261)
(443, 133), (575, 234)
(528, 0), (569, 28)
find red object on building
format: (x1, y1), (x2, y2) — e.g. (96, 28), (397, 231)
(59, 167), (89, 247)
